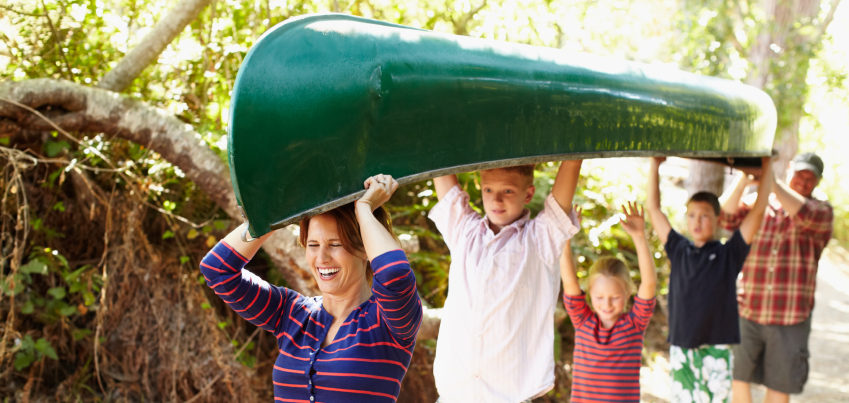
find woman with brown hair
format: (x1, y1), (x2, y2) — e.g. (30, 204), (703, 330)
(200, 174), (422, 402)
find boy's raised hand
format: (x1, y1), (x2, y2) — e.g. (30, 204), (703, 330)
(572, 204), (583, 228)
(646, 157), (672, 244)
(559, 204), (584, 296)
(619, 201), (646, 239)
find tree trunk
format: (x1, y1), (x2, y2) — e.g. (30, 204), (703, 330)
(686, 0), (840, 191)
(747, 0), (839, 176)
(97, 0), (214, 92)
(685, 160), (725, 197)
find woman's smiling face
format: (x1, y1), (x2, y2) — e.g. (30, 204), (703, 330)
(304, 214), (368, 296)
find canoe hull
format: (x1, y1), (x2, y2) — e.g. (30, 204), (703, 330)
(229, 13), (776, 237)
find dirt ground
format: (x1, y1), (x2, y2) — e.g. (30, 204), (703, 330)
(640, 240), (849, 402)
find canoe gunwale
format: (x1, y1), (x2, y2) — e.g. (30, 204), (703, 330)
(246, 150), (770, 237)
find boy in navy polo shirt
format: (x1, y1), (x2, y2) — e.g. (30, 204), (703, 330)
(645, 157), (772, 402)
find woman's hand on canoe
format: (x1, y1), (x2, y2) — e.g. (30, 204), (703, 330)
(358, 174), (398, 210)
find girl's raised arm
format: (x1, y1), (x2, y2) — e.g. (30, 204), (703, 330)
(620, 202), (656, 300)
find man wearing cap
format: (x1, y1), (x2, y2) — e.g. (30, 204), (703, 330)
(720, 152), (833, 402)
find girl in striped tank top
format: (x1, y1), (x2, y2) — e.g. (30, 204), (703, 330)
(560, 202), (657, 402)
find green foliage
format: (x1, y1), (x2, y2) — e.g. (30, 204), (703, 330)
(4, 248), (101, 371)
(235, 340), (257, 368)
(14, 335), (58, 371)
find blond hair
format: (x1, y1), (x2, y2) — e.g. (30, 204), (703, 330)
(480, 164), (535, 187)
(587, 256), (636, 296)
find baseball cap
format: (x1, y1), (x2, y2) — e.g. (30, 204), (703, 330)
(791, 152), (824, 178)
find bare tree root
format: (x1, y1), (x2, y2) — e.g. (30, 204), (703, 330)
(89, 198), (264, 401)
(0, 144), (270, 401)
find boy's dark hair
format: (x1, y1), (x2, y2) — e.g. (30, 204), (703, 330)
(687, 191), (720, 215)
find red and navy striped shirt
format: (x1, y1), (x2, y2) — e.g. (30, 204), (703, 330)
(563, 293), (656, 403)
(200, 242), (422, 402)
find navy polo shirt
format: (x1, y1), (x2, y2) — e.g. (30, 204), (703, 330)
(665, 229), (750, 348)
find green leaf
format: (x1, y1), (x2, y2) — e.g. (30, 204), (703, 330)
(20, 300), (34, 314)
(64, 264), (89, 283)
(179, 255), (190, 265)
(83, 291), (96, 306)
(47, 287), (66, 300)
(46, 169), (62, 188)
(217, 321), (228, 330)
(72, 328), (92, 341)
(2, 276), (21, 296)
(237, 353), (256, 368)
(35, 338), (58, 360)
(52, 201), (65, 212)
(213, 220), (229, 230)
(20, 259), (48, 275)
(50, 249), (69, 269)
(59, 305), (78, 316)
(44, 140), (70, 157)
(0, 136), (9, 145)
(201, 302), (211, 310)
(162, 230), (175, 240)
(21, 335), (34, 348)
(14, 351), (35, 371)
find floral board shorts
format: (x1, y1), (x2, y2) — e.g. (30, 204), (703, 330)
(670, 344), (732, 403)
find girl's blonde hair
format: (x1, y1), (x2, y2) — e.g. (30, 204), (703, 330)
(587, 256), (636, 296)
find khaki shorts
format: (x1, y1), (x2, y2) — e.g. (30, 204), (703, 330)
(732, 316), (812, 394)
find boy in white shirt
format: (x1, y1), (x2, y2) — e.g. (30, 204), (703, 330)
(430, 160), (582, 402)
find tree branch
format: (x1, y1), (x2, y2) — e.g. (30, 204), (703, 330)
(97, 0), (214, 92)
(0, 78), (317, 294)
(0, 78), (445, 338)
(814, 0), (841, 40)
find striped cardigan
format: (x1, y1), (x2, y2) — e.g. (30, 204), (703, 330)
(200, 242), (422, 402)
(563, 293), (656, 403)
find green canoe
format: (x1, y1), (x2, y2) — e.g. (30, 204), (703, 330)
(229, 13), (776, 238)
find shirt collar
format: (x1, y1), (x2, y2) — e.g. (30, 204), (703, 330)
(481, 209), (532, 236)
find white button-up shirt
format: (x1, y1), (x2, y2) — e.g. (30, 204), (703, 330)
(430, 185), (579, 402)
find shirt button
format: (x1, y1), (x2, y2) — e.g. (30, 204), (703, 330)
(310, 396), (315, 401)
(768, 267), (775, 272)
(772, 248), (778, 255)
